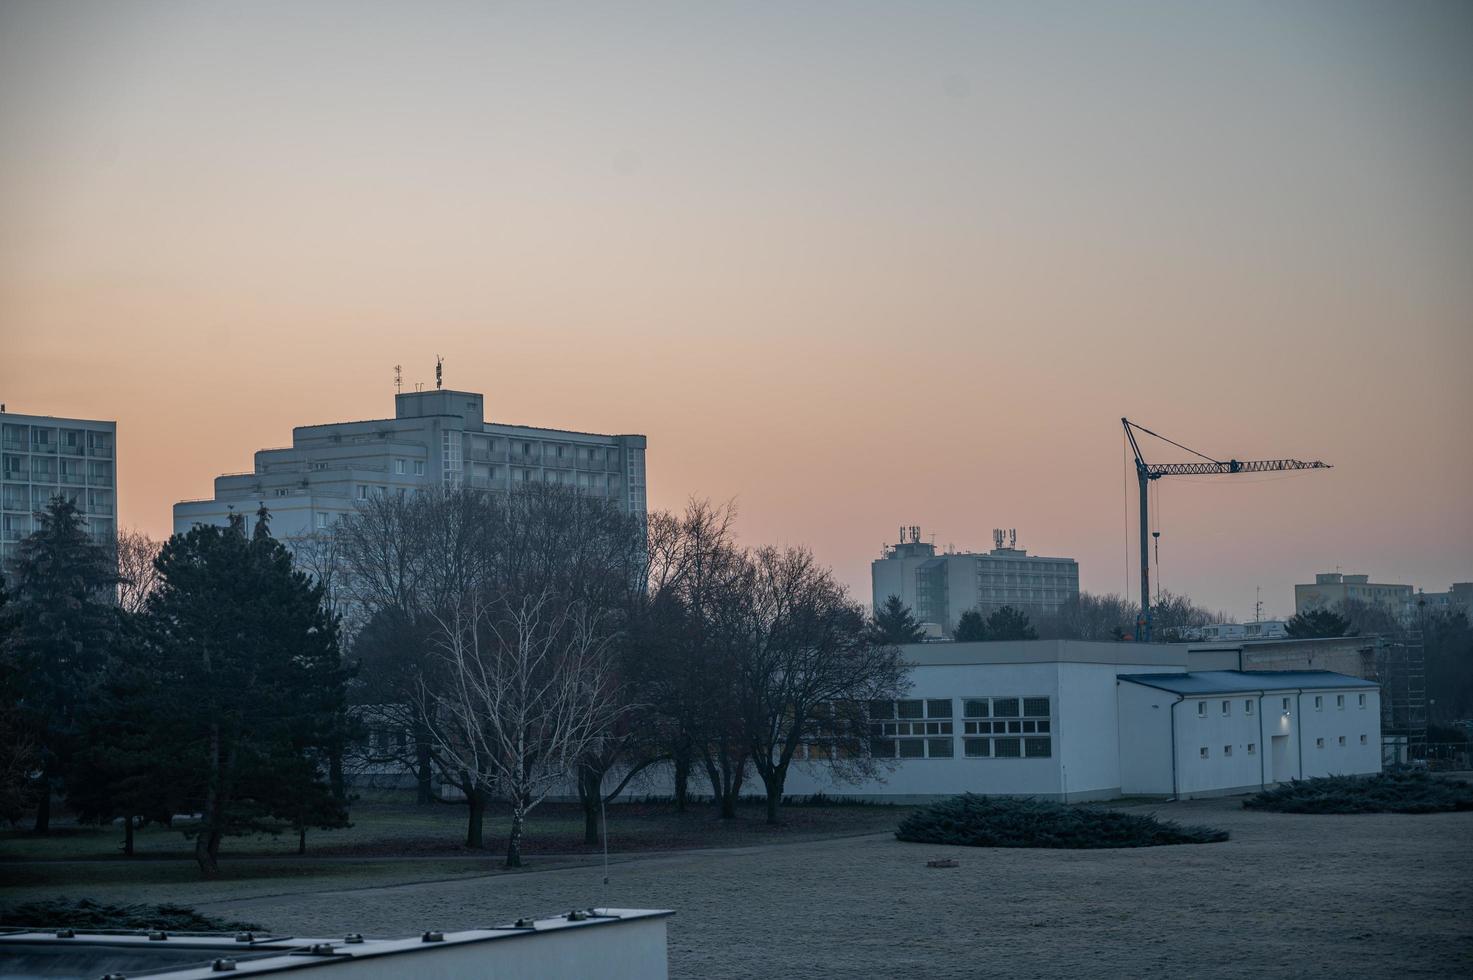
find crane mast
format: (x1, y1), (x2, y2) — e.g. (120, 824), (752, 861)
(1121, 418), (1330, 642)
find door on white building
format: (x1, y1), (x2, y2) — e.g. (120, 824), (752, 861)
(1271, 735), (1291, 783)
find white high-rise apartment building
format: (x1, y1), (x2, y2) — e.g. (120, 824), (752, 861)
(872, 527), (1079, 635)
(174, 389), (647, 538)
(1, 409), (118, 563)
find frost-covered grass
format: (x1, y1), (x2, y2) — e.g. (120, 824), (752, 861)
(896, 794), (1228, 848)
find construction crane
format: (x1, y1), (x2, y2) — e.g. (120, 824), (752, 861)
(1121, 418), (1331, 642)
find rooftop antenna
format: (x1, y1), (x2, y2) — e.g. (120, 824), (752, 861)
(993, 529), (1004, 550)
(394, 365), (403, 394)
(1009, 528), (1017, 550)
(435, 355), (443, 390)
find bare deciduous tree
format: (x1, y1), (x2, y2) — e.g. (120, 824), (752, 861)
(731, 546), (909, 824)
(426, 590), (624, 868)
(114, 529), (162, 615)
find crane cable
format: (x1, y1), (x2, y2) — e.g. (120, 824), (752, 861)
(1126, 419), (1221, 467)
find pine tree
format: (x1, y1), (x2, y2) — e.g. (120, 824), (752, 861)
(954, 610), (988, 642)
(144, 517), (350, 875)
(872, 595), (926, 644)
(985, 605), (1038, 641)
(1284, 608), (1353, 639)
(2, 497), (119, 832)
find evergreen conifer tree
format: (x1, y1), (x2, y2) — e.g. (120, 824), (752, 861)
(2, 497), (119, 831)
(954, 609), (988, 642)
(985, 605), (1038, 641)
(872, 595), (926, 644)
(143, 517), (350, 874)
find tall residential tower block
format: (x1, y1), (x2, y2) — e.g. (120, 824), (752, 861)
(174, 389), (647, 538)
(1, 409), (117, 564)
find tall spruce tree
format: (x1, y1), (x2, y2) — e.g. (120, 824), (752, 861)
(2, 497), (119, 832)
(872, 595), (926, 644)
(144, 516), (350, 875)
(985, 605), (1038, 641)
(954, 609), (988, 642)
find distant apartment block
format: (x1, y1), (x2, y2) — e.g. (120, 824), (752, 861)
(1414, 582), (1473, 619)
(1294, 573), (1413, 620)
(872, 527), (1079, 635)
(1, 409), (117, 563)
(173, 388), (647, 539)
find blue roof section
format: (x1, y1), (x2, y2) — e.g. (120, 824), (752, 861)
(1119, 670), (1378, 695)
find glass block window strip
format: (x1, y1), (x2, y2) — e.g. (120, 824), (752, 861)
(961, 696), (1051, 759)
(869, 699), (954, 758)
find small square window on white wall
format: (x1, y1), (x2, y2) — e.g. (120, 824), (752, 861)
(1282, 697), (1291, 711)
(1314, 696), (1323, 710)
(1199, 747), (1209, 759)
(1360, 734), (1367, 745)
(1336, 694), (1345, 709)
(1316, 737), (1325, 748)
(1358, 694), (1366, 708)
(1338, 735), (1346, 746)
(316, 513), (327, 529)
(1196, 702), (1206, 718)
(1221, 700), (1231, 716)
(415, 460), (425, 476)
(1244, 700), (1254, 715)
(1247, 743), (1257, 755)
(1223, 745), (1232, 757)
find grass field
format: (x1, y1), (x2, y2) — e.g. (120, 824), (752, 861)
(1, 795), (910, 903)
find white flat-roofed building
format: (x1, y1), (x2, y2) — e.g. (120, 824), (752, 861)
(700, 642), (1381, 803)
(1, 408), (117, 563)
(1118, 671), (1382, 798)
(871, 527), (1079, 635)
(174, 388), (647, 540)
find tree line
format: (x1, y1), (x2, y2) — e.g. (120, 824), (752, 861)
(1, 489), (910, 872)
(337, 490), (908, 862)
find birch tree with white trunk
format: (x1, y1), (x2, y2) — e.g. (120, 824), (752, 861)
(426, 589), (625, 868)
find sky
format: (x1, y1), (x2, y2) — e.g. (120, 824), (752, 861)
(2, 1), (1470, 620)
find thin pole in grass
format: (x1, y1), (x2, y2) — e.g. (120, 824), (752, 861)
(600, 793), (610, 908)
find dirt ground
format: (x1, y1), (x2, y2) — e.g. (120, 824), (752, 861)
(6, 796), (1471, 978)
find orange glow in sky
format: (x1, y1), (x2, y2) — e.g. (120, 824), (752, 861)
(2, 2), (1469, 618)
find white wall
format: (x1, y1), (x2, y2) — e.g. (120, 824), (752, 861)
(1172, 694), (1272, 797)
(1117, 682), (1174, 795)
(1297, 689), (1381, 778)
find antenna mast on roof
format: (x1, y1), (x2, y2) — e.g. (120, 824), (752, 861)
(435, 355), (443, 390)
(394, 365), (403, 394)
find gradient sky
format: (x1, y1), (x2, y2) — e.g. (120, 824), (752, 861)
(2, 1), (1470, 619)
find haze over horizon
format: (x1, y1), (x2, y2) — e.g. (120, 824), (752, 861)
(2, 1), (1470, 620)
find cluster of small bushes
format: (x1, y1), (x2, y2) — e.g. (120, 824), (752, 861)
(895, 794), (1228, 849)
(1243, 771), (1473, 814)
(0, 898), (261, 933)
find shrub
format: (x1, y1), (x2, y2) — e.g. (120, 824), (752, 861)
(895, 794), (1227, 848)
(1243, 771), (1473, 814)
(0, 898), (262, 932)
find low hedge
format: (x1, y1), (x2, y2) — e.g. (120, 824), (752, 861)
(1243, 771), (1473, 814)
(0, 898), (262, 933)
(895, 794), (1228, 849)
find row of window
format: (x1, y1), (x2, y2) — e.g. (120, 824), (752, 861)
(2, 484), (114, 512)
(1198, 734), (1369, 760)
(1196, 693), (1367, 718)
(0, 425), (114, 454)
(869, 697), (1053, 760)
